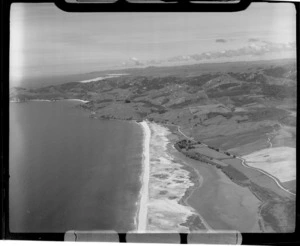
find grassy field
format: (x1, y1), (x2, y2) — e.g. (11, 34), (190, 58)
(282, 180), (296, 193)
(243, 147), (296, 183)
(193, 146), (230, 159)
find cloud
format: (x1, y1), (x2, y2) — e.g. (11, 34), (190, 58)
(126, 41), (296, 67)
(215, 39), (227, 43)
(130, 57), (143, 66)
(248, 38), (260, 42)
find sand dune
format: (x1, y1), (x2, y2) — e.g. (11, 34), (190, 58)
(243, 147), (296, 183)
(146, 122), (197, 232)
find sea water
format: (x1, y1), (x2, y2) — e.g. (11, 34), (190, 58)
(9, 101), (143, 233)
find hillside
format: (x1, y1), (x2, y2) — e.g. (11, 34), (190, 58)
(11, 58), (297, 232)
(11, 59), (296, 157)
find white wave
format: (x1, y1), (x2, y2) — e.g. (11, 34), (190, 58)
(136, 121), (151, 232)
(64, 99), (89, 103)
(80, 74), (128, 83)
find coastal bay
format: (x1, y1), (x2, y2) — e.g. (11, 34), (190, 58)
(10, 101), (144, 233)
(9, 3), (296, 238)
(10, 59), (296, 233)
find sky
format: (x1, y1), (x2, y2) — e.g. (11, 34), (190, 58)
(10, 2), (296, 87)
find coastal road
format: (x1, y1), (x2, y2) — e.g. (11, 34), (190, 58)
(266, 134), (273, 148)
(159, 122), (194, 141)
(177, 126), (195, 141)
(236, 156), (296, 196)
(165, 123), (296, 197)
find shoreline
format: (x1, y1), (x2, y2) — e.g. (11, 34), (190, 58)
(164, 126), (214, 232)
(176, 164), (213, 232)
(144, 121), (211, 232)
(10, 98), (89, 103)
(136, 121), (151, 232)
(13, 99), (294, 232)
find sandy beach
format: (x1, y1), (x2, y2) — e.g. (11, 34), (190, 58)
(134, 120), (294, 233)
(10, 99), (89, 103)
(63, 99), (89, 103)
(10, 99), (53, 102)
(136, 121), (151, 232)
(143, 122), (211, 232)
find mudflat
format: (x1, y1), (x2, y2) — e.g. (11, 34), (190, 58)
(174, 139), (296, 232)
(172, 150), (261, 232)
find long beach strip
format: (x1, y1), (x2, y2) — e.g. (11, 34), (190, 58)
(137, 121), (151, 232)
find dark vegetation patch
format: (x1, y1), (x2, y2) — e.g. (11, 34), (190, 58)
(161, 98), (170, 105)
(175, 140), (197, 150)
(207, 112), (233, 120)
(228, 72), (267, 83)
(222, 165), (248, 184)
(206, 84), (253, 98)
(175, 142), (218, 167)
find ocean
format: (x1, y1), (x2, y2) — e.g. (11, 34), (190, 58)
(9, 101), (144, 233)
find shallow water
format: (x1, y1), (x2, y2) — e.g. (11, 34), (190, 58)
(173, 151), (261, 232)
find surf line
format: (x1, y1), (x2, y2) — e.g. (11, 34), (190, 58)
(137, 121), (151, 232)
